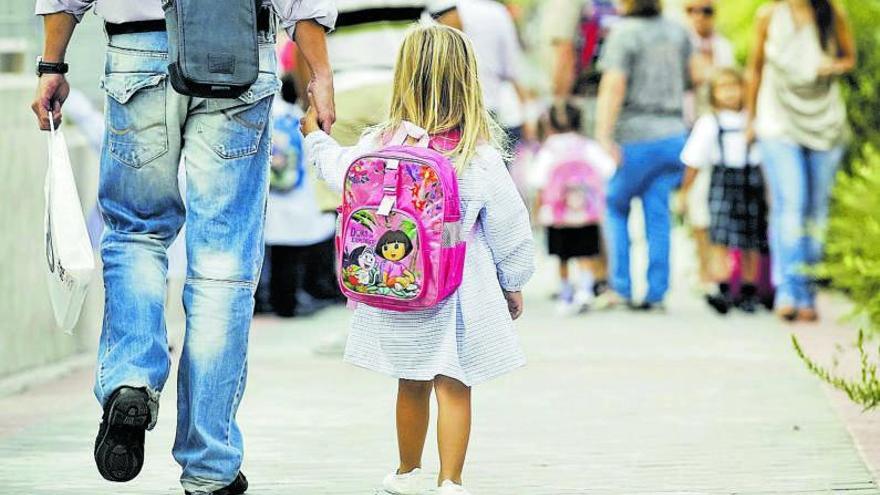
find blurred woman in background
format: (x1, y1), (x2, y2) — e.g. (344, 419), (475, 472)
(747, 0), (856, 322)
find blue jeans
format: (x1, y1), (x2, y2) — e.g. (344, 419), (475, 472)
(95, 31), (279, 492)
(759, 139), (844, 309)
(605, 134), (686, 303)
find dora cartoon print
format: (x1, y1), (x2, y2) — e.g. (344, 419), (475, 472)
(340, 210), (423, 299)
(343, 246), (380, 288)
(376, 230), (416, 289)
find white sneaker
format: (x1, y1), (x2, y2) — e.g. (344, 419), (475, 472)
(382, 468), (425, 495)
(573, 289), (594, 309)
(438, 480), (471, 495)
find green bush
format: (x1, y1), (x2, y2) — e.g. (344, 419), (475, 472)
(793, 330), (880, 410)
(815, 145), (880, 331)
(790, 145), (880, 408)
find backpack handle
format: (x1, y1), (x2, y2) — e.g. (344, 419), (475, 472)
(390, 121), (430, 148)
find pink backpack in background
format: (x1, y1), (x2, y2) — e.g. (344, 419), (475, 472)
(538, 139), (606, 228)
(336, 121), (466, 311)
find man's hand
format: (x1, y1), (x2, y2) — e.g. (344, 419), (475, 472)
(293, 19), (336, 134)
(503, 290), (524, 321)
(307, 75), (335, 134)
(32, 74), (69, 130)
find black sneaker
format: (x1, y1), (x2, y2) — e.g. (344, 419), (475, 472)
(630, 301), (666, 312)
(735, 284), (759, 314)
(185, 472), (249, 495)
(705, 293), (731, 315)
(94, 387), (151, 482)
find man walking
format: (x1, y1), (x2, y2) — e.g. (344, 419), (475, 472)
(31, 1), (336, 494)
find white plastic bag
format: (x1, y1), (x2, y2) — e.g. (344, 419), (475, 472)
(44, 112), (95, 334)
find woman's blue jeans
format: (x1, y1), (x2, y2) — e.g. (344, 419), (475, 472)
(759, 139), (844, 309)
(605, 134), (687, 303)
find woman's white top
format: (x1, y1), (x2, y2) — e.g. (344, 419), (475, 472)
(756, 2), (848, 150)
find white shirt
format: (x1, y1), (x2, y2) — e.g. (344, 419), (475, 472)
(528, 132), (616, 189)
(35, 0), (337, 37)
(456, 0), (523, 113)
(328, 0), (427, 91)
(681, 110), (761, 170)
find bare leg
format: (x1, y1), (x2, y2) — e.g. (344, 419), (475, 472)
(741, 250), (760, 284)
(434, 375), (472, 486)
(709, 244), (732, 283)
(693, 228), (713, 285)
(396, 379), (433, 474)
(559, 258), (570, 283)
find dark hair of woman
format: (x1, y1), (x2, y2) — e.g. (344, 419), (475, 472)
(810, 0), (837, 50)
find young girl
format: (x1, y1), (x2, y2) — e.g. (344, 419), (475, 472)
(529, 102), (615, 314)
(301, 25), (535, 495)
(680, 68), (769, 314)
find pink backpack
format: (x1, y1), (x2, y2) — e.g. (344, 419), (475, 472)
(538, 141), (605, 228)
(336, 122), (466, 311)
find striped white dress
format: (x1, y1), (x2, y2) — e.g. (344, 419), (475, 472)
(305, 131), (535, 386)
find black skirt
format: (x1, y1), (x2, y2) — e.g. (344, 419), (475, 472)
(547, 224), (602, 261)
(708, 165), (769, 252)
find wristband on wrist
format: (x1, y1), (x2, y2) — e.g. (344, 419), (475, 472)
(36, 56), (69, 76)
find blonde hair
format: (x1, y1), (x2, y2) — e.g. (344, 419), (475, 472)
(378, 24), (505, 172)
(709, 67), (745, 110)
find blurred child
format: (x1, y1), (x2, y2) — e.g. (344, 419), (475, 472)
(261, 74), (339, 317)
(301, 25), (535, 495)
(680, 68), (768, 314)
(530, 102), (615, 314)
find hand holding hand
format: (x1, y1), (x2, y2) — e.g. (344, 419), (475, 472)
(32, 74), (69, 130)
(299, 92), (321, 136)
(503, 291), (524, 321)
(307, 75), (335, 134)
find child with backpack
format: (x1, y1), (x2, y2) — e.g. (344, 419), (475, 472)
(680, 68), (768, 314)
(530, 103), (615, 313)
(301, 24), (535, 495)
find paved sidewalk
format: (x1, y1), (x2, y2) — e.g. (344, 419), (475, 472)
(1, 239), (878, 494)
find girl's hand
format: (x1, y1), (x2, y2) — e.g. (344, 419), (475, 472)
(745, 121), (757, 145)
(299, 92), (321, 136)
(503, 291), (524, 320)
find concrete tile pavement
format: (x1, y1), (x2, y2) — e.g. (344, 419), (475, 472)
(0, 234), (878, 494)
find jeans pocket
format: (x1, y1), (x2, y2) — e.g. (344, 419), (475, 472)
(198, 72), (280, 160)
(102, 72), (169, 169)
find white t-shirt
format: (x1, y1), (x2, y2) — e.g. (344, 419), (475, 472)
(457, 0), (523, 113)
(681, 110), (761, 170)
(328, 0), (427, 92)
(528, 132), (616, 189)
